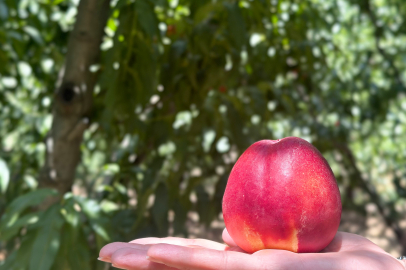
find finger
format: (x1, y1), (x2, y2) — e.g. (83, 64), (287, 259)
(300, 250), (403, 270)
(99, 242), (150, 262)
(254, 249), (348, 270)
(130, 237), (227, 251)
(321, 232), (386, 253)
(221, 229), (246, 252)
(255, 248), (404, 270)
(147, 243), (255, 270)
(222, 228), (238, 247)
(186, 244), (245, 253)
(111, 247), (178, 270)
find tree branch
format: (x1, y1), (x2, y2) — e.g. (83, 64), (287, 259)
(39, 0), (111, 205)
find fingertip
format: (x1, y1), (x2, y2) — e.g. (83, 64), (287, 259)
(222, 228), (238, 247)
(99, 242), (127, 260)
(110, 247), (145, 269)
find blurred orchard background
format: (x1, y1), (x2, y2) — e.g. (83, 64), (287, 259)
(1, 0), (406, 268)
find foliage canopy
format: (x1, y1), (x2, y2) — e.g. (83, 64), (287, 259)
(1, 0), (406, 269)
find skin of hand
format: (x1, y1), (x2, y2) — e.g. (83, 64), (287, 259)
(99, 229), (405, 270)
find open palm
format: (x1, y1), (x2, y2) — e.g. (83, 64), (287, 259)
(99, 229), (404, 270)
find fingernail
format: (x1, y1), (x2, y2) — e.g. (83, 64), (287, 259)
(112, 264), (126, 269)
(97, 257), (108, 262)
(146, 256), (163, 264)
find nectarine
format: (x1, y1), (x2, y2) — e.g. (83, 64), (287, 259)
(222, 137), (341, 253)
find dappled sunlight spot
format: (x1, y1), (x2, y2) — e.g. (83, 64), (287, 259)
(173, 111), (192, 129)
(216, 137), (230, 153)
(158, 141), (176, 156)
(127, 188), (137, 207)
(150, 95), (160, 105)
(1, 77), (17, 88)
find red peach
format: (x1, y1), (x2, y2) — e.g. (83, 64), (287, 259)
(222, 137), (341, 253)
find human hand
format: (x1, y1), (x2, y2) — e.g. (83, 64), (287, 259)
(99, 229), (405, 270)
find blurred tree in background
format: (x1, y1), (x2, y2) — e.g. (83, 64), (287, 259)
(1, 0), (406, 269)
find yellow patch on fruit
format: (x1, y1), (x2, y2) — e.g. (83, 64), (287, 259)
(268, 227), (298, 252)
(243, 220), (299, 252)
(243, 221), (265, 251)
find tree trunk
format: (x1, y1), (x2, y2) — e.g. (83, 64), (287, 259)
(39, 0), (111, 205)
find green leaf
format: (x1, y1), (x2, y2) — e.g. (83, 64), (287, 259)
(60, 202), (80, 228)
(107, 18), (117, 32)
(0, 189), (58, 227)
(29, 205), (64, 270)
(0, 250), (18, 270)
(0, 212), (39, 241)
(115, 0), (128, 10)
(23, 26), (44, 44)
(75, 197), (101, 219)
(55, 224), (91, 270)
(52, 0), (66, 5)
(0, 158), (9, 194)
(100, 199), (120, 213)
(193, 1), (222, 23)
(135, 36), (157, 98)
(0, 0), (8, 20)
(74, 196), (111, 241)
(135, 0), (158, 37)
(225, 3), (246, 49)
(0, 231), (36, 270)
(91, 221), (110, 241)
